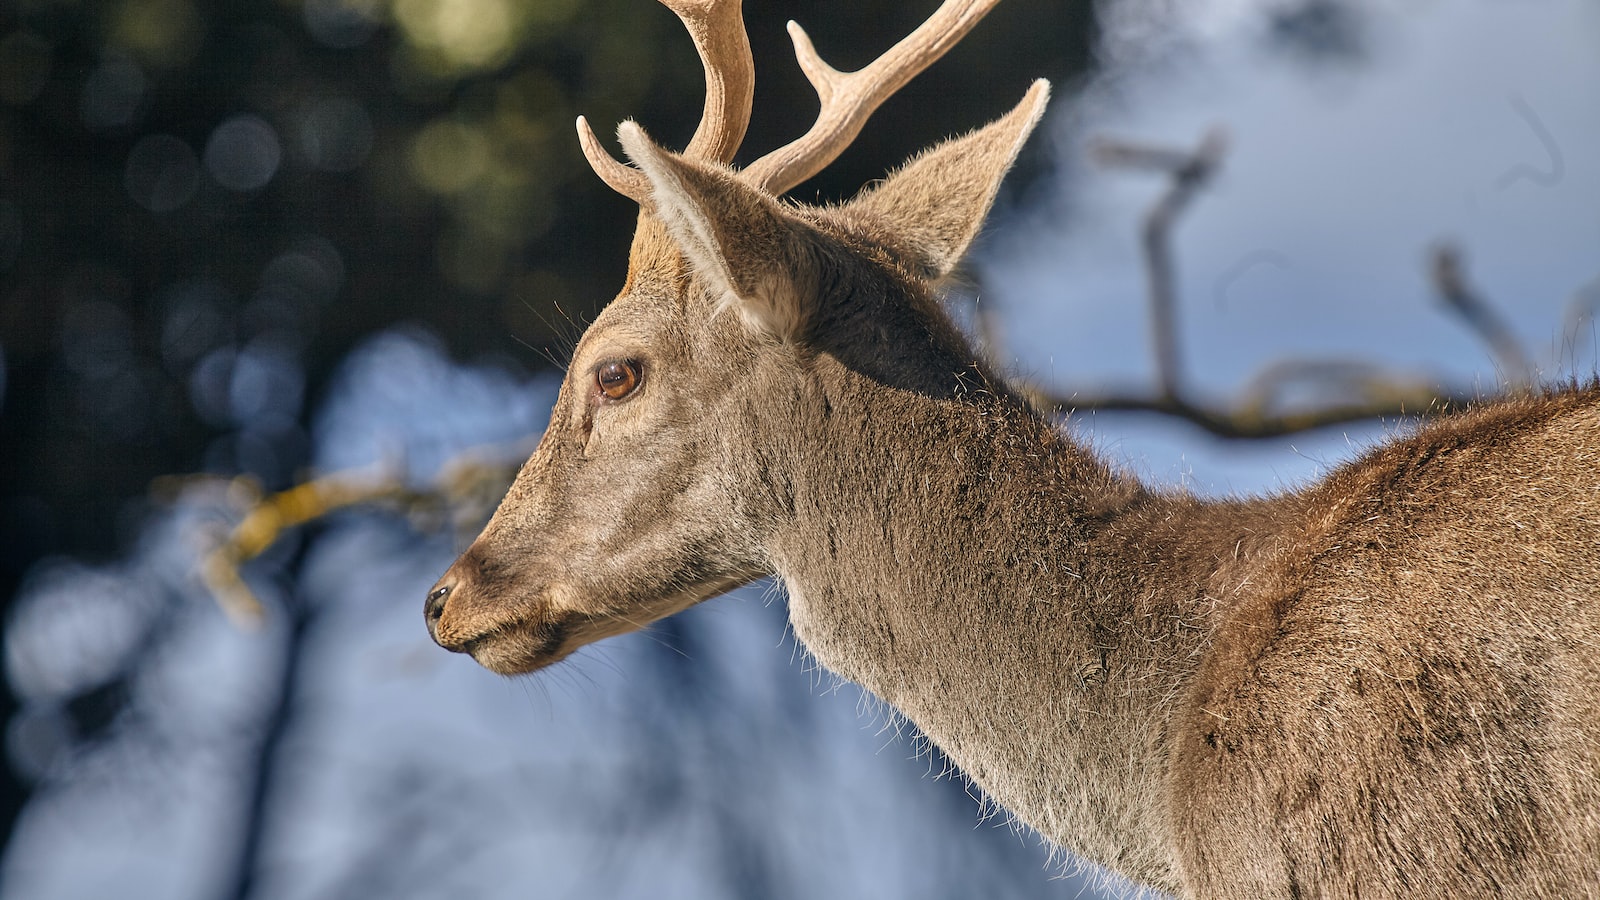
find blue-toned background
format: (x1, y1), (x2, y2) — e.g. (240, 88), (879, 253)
(2, 1), (1595, 897)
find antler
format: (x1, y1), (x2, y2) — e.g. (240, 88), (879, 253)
(576, 0), (754, 204)
(742, 0), (1003, 196)
(579, 0), (1002, 203)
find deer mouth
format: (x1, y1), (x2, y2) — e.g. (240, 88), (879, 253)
(438, 576), (754, 675)
(451, 616), (574, 676)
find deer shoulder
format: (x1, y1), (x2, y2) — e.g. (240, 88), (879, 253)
(1172, 387), (1600, 897)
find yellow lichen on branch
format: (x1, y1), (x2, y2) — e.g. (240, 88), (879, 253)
(199, 469), (412, 629)
(188, 448), (527, 629)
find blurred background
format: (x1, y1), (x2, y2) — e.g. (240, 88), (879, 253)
(0, 0), (1594, 897)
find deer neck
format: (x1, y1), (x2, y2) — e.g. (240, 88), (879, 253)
(761, 361), (1219, 890)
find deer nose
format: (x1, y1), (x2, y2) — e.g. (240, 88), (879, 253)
(424, 582), (452, 641)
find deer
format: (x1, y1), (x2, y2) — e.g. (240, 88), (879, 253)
(422, 0), (1600, 895)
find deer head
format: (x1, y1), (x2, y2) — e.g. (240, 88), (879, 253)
(424, 0), (1047, 675)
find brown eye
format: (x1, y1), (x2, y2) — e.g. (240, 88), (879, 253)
(595, 359), (641, 401)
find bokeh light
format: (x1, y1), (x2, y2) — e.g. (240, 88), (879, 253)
(5, 560), (159, 713)
(80, 52), (146, 130)
(203, 115), (282, 193)
(393, 0), (519, 72)
(296, 96), (374, 172)
(159, 280), (234, 376)
(261, 238), (345, 307)
(245, 238), (346, 342)
(303, 0), (383, 49)
(110, 0), (202, 69)
(227, 338), (304, 426)
(407, 118), (489, 194)
(188, 346), (238, 428)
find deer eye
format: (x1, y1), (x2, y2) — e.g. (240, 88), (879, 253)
(595, 359), (642, 401)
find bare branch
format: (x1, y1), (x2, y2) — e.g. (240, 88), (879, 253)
(1495, 94), (1564, 190)
(194, 453), (519, 627)
(219, 565), (316, 900)
(1429, 242), (1533, 390)
(1019, 382), (1472, 440)
(1559, 275), (1600, 365)
(1235, 359), (1448, 413)
(1092, 128), (1228, 400)
(972, 130), (1543, 442)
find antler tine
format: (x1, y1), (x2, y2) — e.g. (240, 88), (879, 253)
(662, 0), (754, 162)
(743, 0), (1003, 196)
(576, 0), (753, 204)
(577, 115), (651, 204)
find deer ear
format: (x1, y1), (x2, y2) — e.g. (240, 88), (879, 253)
(846, 80), (1050, 283)
(619, 122), (813, 340)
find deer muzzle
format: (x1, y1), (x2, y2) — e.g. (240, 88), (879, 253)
(423, 550), (584, 675)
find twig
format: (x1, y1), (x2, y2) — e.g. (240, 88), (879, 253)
(218, 552), (317, 900)
(1020, 383), (1467, 440)
(1559, 276), (1600, 366)
(194, 451), (521, 628)
(1235, 359), (1407, 411)
(1023, 126), (1472, 438)
(1429, 242), (1533, 390)
(1092, 127), (1228, 400)
(199, 468), (409, 628)
(1495, 94), (1564, 190)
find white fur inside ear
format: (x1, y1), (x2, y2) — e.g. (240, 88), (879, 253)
(713, 273), (803, 340)
(619, 122), (735, 283)
(619, 121), (806, 341)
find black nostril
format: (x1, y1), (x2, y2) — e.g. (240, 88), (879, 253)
(425, 584), (451, 625)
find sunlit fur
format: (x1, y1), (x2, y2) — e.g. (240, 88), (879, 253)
(428, 82), (1600, 897)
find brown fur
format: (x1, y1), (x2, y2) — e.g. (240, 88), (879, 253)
(425, 82), (1600, 897)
